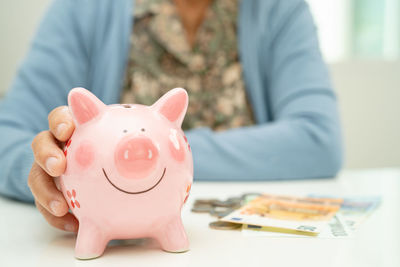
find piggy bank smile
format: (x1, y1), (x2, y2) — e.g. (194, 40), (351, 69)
(102, 167), (166, 194)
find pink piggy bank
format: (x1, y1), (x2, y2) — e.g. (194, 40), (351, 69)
(59, 87), (193, 259)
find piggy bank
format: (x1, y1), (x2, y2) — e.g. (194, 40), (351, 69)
(59, 87), (193, 259)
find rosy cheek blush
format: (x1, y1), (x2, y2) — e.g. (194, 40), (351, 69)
(74, 142), (95, 169)
(168, 128), (185, 162)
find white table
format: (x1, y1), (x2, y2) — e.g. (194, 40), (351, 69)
(1, 169), (399, 267)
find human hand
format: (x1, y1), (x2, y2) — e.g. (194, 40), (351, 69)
(28, 106), (78, 232)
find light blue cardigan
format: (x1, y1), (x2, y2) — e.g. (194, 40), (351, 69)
(0, 0), (343, 202)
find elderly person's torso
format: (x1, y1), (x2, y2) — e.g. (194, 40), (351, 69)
(122, 0), (255, 131)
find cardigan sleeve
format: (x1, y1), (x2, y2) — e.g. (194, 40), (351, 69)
(186, 0), (343, 181)
(0, 0), (92, 202)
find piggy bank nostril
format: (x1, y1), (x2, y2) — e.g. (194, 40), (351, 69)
(123, 147), (153, 161)
(115, 137), (159, 179)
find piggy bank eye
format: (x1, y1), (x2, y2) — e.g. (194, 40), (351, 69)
(123, 129), (128, 133)
(141, 128), (145, 132)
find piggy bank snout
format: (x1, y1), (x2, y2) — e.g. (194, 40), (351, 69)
(115, 136), (159, 179)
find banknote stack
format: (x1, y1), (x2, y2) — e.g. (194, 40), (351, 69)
(191, 193), (380, 238)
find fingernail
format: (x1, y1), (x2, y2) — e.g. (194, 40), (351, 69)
(56, 123), (67, 136)
(50, 200), (61, 215)
(64, 224), (76, 232)
(46, 157), (58, 174)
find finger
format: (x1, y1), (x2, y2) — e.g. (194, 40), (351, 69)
(28, 162), (69, 217)
(36, 201), (79, 232)
(48, 106), (75, 142)
(31, 131), (66, 176)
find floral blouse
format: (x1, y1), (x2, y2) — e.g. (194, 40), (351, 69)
(121, 0), (254, 131)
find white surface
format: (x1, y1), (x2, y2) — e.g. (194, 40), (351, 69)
(1, 169), (399, 267)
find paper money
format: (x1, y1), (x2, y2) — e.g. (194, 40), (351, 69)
(191, 193), (380, 237)
(241, 195), (380, 238)
(242, 213), (352, 238)
(310, 195), (381, 232)
(221, 194), (342, 234)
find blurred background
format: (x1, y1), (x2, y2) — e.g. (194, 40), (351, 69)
(0, 0), (399, 170)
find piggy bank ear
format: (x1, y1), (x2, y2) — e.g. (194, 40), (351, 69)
(152, 88), (188, 128)
(68, 87), (106, 126)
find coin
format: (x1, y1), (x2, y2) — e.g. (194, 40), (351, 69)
(191, 204), (214, 213)
(192, 193), (261, 217)
(213, 199), (239, 208)
(209, 221), (242, 230)
(227, 197), (242, 204)
(212, 206), (231, 212)
(194, 199), (219, 205)
(210, 207), (234, 218)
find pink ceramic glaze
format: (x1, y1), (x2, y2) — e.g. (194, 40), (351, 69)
(60, 87), (193, 259)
